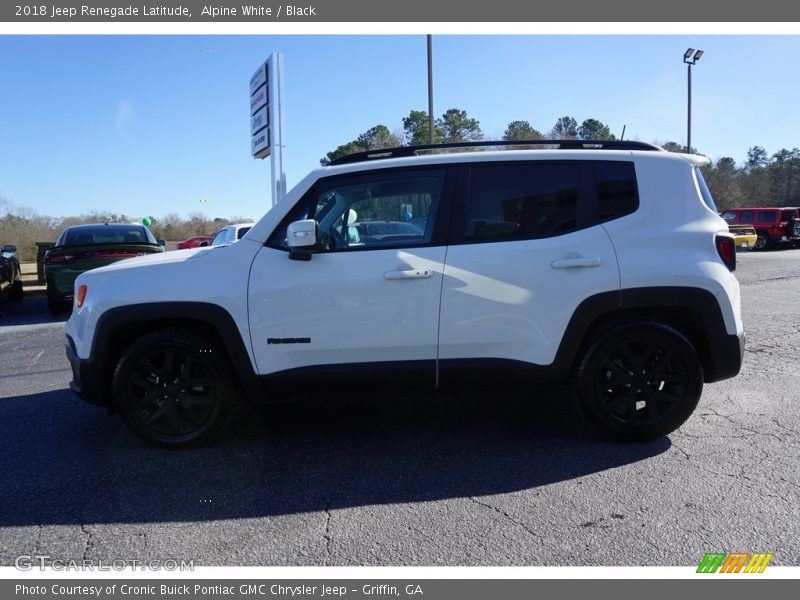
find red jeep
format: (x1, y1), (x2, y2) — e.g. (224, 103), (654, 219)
(720, 207), (800, 250)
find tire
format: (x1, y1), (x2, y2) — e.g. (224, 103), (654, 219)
(792, 220), (800, 238)
(47, 289), (66, 315)
(9, 268), (23, 301)
(574, 322), (704, 441)
(112, 329), (240, 447)
(753, 232), (772, 251)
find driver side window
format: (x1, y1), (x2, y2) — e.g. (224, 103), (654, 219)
(273, 168), (446, 252)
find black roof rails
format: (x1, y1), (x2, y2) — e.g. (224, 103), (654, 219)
(328, 139), (664, 166)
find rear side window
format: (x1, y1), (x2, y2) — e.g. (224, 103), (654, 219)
(757, 212), (777, 223)
(695, 167), (717, 213)
(466, 163), (579, 241)
(595, 162), (638, 222)
(738, 211), (754, 223)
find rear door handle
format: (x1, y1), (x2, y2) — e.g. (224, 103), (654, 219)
(550, 257), (603, 270)
(384, 269), (433, 280)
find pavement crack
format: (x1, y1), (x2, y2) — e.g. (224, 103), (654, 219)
(670, 440), (691, 460)
(80, 524), (93, 561)
(772, 417), (800, 437)
(34, 524), (43, 555)
(323, 506), (332, 566)
(579, 517), (613, 529)
(468, 497), (542, 539)
(699, 408), (785, 442)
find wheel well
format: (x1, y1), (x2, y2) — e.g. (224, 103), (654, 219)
(576, 307), (712, 377)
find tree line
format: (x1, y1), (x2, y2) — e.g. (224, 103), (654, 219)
(322, 108), (800, 212)
(320, 110), (617, 165)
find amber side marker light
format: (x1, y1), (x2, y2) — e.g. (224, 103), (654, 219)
(76, 285), (88, 308)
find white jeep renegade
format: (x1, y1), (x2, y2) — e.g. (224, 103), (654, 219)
(65, 140), (744, 446)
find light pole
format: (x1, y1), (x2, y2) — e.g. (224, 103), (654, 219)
(683, 48), (703, 153)
(427, 35), (434, 145)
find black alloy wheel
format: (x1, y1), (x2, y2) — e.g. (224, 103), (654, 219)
(575, 322), (703, 440)
(113, 330), (238, 446)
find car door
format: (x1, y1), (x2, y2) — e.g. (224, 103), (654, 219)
(248, 165), (455, 390)
(438, 160), (631, 386)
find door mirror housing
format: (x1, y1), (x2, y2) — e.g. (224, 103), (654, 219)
(287, 219), (318, 261)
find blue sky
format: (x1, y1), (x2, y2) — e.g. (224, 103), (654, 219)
(1, 34), (799, 221)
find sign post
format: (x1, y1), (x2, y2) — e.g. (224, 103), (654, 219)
(250, 53), (285, 207)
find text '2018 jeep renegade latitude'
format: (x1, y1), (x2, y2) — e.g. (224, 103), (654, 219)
(65, 141), (744, 446)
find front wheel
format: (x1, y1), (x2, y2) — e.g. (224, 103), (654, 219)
(574, 322), (704, 440)
(9, 268), (23, 301)
(112, 329), (239, 447)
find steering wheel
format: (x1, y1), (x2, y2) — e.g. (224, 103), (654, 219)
(320, 226), (345, 251)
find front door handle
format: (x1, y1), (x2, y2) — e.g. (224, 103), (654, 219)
(384, 269), (433, 280)
(550, 257), (603, 270)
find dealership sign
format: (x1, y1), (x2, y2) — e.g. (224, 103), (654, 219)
(251, 128), (270, 156)
(249, 62), (267, 96)
(250, 53), (285, 206)
(251, 106), (268, 136)
(250, 84), (267, 116)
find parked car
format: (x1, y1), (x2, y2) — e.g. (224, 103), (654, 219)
(45, 223), (165, 314)
(203, 223), (254, 246)
(727, 225), (758, 251)
(176, 235), (213, 250)
(65, 140), (744, 447)
(0, 243), (23, 307)
(354, 220), (425, 243)
(720, 207), (800, 250)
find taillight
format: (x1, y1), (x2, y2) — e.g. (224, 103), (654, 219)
(83, 251), (139, 259)
(45, 253), (75, 265)
(76, 284), (87, 308)
(716, 235), (736, 272)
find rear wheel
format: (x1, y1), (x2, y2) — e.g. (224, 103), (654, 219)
(574, 322), (703, 440)
(112, 329), (239, 447)
(753, 231), (772, 251)
(47, 288), (67, 314)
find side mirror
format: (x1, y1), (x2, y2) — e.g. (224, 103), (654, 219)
(199, 241), (209, 247)
(2, 244), (16, 253)
(157, 239), (166, 246)
(287, 219), (318, 261)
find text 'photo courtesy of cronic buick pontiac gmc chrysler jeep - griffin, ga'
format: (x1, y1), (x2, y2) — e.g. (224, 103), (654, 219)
(64, 140), (745, 447)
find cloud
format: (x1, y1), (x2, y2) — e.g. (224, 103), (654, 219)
(115, 101), (134, 137)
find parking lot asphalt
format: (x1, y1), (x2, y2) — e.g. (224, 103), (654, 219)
(0, 251), (798, 566)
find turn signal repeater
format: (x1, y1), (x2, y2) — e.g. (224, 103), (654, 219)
(76, 284), (88, 308)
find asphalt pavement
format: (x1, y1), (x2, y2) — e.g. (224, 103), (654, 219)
(0, 251), (798, 566)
